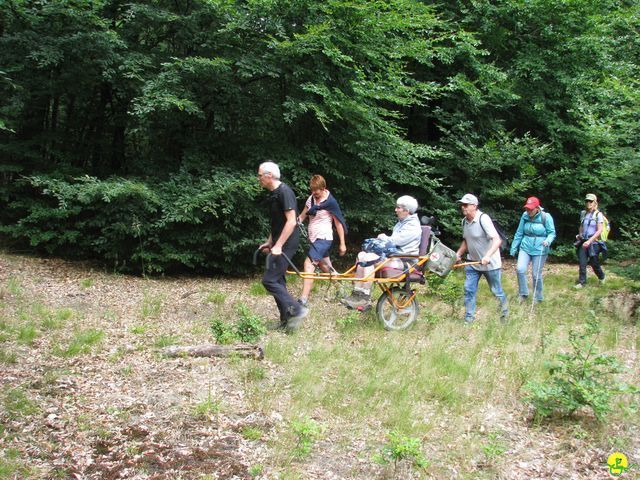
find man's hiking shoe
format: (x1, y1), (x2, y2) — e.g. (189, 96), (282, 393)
(286, 305), (309, 331)
(573, 283), (584, 289)
(340, 291), (371, 310)
(599, 278), (606, 285)
(298, 298), (308, 307)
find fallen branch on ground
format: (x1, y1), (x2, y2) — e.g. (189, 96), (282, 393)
(162, 343), (264, 360)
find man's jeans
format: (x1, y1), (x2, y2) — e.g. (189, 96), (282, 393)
(577, 243), (605, 285)
(262, 250), (302, 323)
(464, 266), (508, 322)
(516, 251), (548, 302)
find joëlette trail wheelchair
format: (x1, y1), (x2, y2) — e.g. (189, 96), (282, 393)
(255, 218), (478, 331)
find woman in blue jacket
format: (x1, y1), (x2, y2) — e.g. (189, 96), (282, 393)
(510, 197), (556, 303)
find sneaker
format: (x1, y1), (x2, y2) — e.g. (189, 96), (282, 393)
(599, 278), (606, 285)
(298, 298), (308, 307)
(340, 291), (371, 310)
(464, 317), (475, 325)
(517, 296), (528, 304)
(573, 283), (584, 289)
(286, 305), (309, 331)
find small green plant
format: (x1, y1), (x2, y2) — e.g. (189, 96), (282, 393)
(248, 464), (264, 476)
(79, 278), (94, 289)
(55, 329), (105, 357)
(204, 290), (226, 304)
(481, 432), (507, 461)
(235, 303), (266, 343)
(248, 281), (267, 296)
(336, 310), (360, 329)
(192, 393), (221, 418)
(153, 334), (179, 348)
(210, 317), (236, 345)
(291, 417), (322, 458)
(245, 365), (266, 381)
(524, 316), (639, 421)
(240, 426), (263, 440)
(130, 325), (148, 335)
(376, 430), (430, 472)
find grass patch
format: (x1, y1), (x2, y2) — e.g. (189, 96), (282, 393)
(3, 387), (39, 419)
(248, 281), (267, 296)
(0, 448), (33, 479)
(204, 290), (226, 304)
(6, 276), (23, 296)
(240, 426), (264, 440)
(153, 334), (179, 348)
(79, 278), (94, 289)
(192, 393), (221, 418)
(16, 323), (37, 345)
(140, 291), (164, 319)
(0, 348), (17, 364)
(54, 329), (105, 357)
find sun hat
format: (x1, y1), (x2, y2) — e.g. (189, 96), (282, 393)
(457, 193), (478, 205)
(585, 193), (597, 202)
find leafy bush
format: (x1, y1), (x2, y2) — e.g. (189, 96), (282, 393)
(524, 316), (638, 421)
(209, 317), (236, 345)
(235, 304), (267, 343)
(210, 304), (266, 344)
(426, 274), (461, 314)
(375, 430), (430, 471)
(291, 417), (322, 458)
(1, 172), (268, 274)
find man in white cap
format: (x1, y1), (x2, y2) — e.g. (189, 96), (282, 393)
(455, 193), (508, 324)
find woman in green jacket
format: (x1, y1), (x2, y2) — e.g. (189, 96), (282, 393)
(510, 197), (556, 303)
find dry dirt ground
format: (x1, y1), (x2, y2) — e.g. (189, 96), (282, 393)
(0, 254), (638, 479)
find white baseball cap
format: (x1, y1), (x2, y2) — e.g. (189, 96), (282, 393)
(457, 193), (479, 205)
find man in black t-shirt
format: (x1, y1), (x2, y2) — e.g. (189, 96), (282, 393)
(258, 161), (309, 330)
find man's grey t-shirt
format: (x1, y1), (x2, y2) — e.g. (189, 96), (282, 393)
(463, 210), (502, 271)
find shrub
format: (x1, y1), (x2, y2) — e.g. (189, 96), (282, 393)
(210, 317), (236, 345)
(524, 316), (639, 421)
(376, 430), (430, 471)
(291, 417), (322, 458)
(235, 304), (266, 343)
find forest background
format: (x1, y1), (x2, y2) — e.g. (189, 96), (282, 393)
(1, 0), (638, 274)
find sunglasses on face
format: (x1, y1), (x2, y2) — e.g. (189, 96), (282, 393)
(460, 203), (470, 207)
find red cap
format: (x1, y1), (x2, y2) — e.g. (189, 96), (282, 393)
(524, 196), (540, 209)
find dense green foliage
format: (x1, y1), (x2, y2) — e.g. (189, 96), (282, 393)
(1, 0), (638, 273)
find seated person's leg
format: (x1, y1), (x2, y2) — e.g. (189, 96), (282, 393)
(341, 251), (379, 309)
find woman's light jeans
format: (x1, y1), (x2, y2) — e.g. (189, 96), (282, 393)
(516, 250), (548, 302)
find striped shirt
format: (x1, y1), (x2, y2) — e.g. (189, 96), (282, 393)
(306, 192), (334, 242)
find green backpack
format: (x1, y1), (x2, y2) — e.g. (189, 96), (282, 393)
(580, 209), (611, 242)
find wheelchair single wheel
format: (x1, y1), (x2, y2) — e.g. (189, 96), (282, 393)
(376, 287), (419, 330)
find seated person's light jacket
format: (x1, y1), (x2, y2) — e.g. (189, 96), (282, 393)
(378, 213), (422, 255)
(510, 209), (556, 256)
